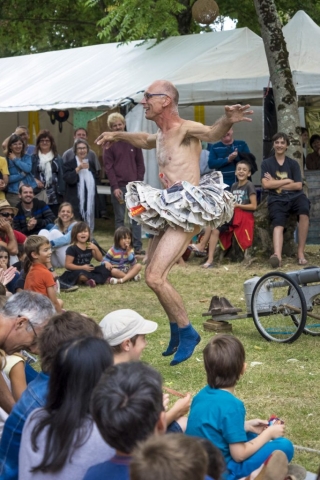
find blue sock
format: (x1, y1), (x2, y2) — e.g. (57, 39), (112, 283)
(170, 324), (201, 366)
(162, 322), (179, 356)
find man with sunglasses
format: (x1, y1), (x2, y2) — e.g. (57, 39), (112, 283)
(0, 200), (25, 260)
(0, 291), (55, 414)
(96, 80), (253, 366)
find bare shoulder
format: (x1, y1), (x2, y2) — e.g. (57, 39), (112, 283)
(179, 119), (208, 138)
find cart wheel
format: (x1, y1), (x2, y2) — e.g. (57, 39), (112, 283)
(304, 294), (320, 336)
(251, 272), (307, 343)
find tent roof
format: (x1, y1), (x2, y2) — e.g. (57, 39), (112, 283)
(0, 10), (318, 112)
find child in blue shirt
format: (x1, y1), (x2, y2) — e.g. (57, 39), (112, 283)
(186, 335), (294, 480)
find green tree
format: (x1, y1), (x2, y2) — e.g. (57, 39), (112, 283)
(88, 0), (320, 45)
(0, 0), (104, 57)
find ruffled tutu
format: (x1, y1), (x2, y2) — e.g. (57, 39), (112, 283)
(125, 171), (235, 235)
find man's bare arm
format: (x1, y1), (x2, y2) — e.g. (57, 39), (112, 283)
(0, 374), (15, 413)
(184, 104), (253, 143)
(261, 177), (295, 190)
(95, 131), (157, 150)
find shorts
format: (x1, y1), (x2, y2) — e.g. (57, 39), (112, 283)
(166, 420), (183, 434)
(268, 194), (310, 228)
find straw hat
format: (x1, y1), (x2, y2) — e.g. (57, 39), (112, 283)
(0, 200), (18, 217)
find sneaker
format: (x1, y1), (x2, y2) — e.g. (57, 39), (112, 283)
(85, 279), (96, 288)
(57, 279), (79, 293)
(133, 274), (141, 282)
(287, 464), (307, 480)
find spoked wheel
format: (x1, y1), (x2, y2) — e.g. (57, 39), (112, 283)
(251, 272), (307, 343)
(304, 294), (320, 336)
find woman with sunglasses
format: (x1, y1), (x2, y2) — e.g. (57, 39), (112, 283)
(31, 130), (65, 217)
(6, 135), (37, 208)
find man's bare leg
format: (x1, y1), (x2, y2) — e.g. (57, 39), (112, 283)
(145, 226), (201, 365)
(297, 214), (309, 261)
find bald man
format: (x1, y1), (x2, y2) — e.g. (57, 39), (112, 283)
(96, 80), (253, 366)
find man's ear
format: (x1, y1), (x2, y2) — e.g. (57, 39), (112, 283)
(154, 410), (167, 435)
(15, 316), (27, 331)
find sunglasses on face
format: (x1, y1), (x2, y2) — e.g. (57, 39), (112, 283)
(0, 213), (15, 218)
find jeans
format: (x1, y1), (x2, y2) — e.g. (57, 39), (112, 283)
(226, 432), (294, 480)
(111, 186), (142, 251)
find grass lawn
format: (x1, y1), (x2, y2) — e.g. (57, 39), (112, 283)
(60, 218), (320, 473)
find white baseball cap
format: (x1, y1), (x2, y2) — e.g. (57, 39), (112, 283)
(99, 309), (158, 346)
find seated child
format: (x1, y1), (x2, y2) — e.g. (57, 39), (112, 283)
(83, 362), (167, 480)
(0, 349), (26, 438)
(186, 335), (294, 480)
(99, 309), (191, 433)
(102, 226), (142, 285)
(190, 161), (257, 268)
(130, 433), (216, 480)
(59, 222), (111, 288)
(24, 236), (63, 313)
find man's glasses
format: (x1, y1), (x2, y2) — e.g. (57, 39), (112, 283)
(0, 213), (15, 218)
(143, 93), (170, 100)
(18, 315), (38, 348)
(27, 319), (38, 341)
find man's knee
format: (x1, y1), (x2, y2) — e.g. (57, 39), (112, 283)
(145, 268), (163, 291)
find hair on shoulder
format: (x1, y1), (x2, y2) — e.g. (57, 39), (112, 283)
(203, 334), (245, 389)
(30, 336), (113, 474)
(130, 433), (208, 480)
(91, 362), (163, 453)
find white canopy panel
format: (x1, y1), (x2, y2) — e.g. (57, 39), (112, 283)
(0, 10), (318, 112)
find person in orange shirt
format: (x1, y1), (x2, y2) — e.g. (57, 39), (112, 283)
(24, 236), (63, 313)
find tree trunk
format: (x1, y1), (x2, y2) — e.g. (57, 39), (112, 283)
(253, 0), (303, 171)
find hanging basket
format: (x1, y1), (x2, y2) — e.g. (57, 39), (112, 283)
(192, 0), (219, 24)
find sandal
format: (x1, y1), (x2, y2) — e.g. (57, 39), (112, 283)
(269, 254), (281, 269)
(202, 262), (214, 269)
(298, 258), (308, 265)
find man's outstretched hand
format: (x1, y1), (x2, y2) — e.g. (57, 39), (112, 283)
(225, 104), (253, 123)
(95, 132), (115, 148)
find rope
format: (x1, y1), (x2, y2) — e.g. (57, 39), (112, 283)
(294, 444), (320, 455)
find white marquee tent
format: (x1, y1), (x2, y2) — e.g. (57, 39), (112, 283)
(0, 10), (319, 113)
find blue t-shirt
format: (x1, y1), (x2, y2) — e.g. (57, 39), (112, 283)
(83, 455), (131, 480)
(186, 386), (247, 464)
